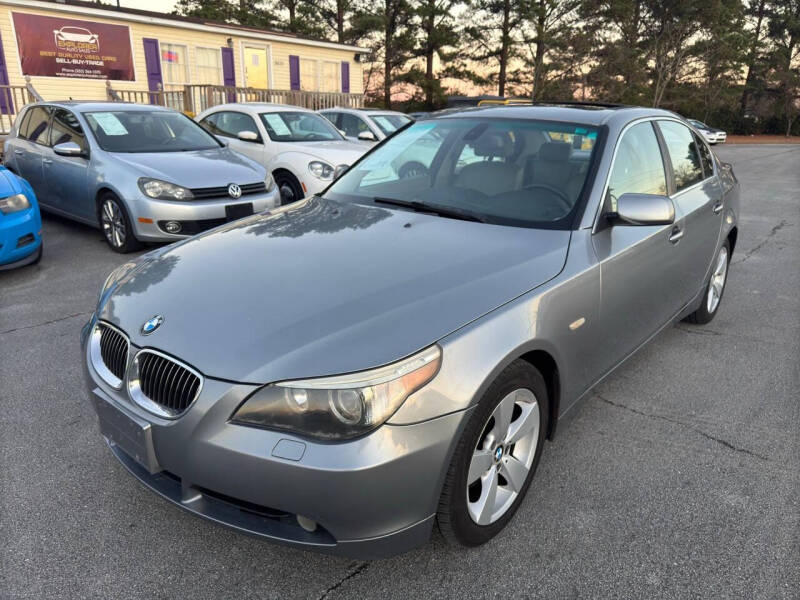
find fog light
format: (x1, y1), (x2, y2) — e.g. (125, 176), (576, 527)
(164, 221), (182, 234)
(297, 515), (317, 532)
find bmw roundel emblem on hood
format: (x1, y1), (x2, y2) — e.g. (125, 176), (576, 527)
(141, 315), (164, 335)
(228, 183), (242, 199)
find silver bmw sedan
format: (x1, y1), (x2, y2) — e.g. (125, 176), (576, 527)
(82, 104), (739, 558)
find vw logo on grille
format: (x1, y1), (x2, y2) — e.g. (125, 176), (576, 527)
(141, 315), (164, 336)
(227, 183), (242, 199)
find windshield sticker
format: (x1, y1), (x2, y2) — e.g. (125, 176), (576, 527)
(574, 127), (587, 135)
(263, 114), (292, 136)
(91, 113), (128, 136)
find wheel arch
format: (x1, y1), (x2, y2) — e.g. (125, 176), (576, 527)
(727, 226), (738, 256)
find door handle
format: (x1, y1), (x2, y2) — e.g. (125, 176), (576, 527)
(13, 149), (23, 155)
(668, 226), (684, 244)
(712, 201), (724, 214)
(43, 158), (53, 165)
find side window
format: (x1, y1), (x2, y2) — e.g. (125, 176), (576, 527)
(15, 108), (32, 138)
(607, 121), (667, 211)
(339, 113), (370, 138)
(658, 120), (703, 192)
(199, 113), (219, 135)
(20, 106), (53, 145)
(321, 112), (340, 128)
(212, 111), (261, 140)
(50, 108), (88, 153)
(693, 133), (714, 178)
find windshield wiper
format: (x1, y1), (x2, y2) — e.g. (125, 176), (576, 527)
(373, 196), (488, 223)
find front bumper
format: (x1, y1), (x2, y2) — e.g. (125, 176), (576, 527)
(82, 323), (466, 558)
(0, 206), (42, 269)
(128, 189), (281, 242)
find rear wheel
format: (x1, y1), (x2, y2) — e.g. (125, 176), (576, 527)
(98, 193), (142, 253)
(684, 240), (730, 324)
(437, 360), (548, 546)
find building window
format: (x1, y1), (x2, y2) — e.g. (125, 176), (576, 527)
(161, 43), (188, 84)
(196, 47), (222, 85)
(300, 58), (318, 91)
(321, 61), (339, 92)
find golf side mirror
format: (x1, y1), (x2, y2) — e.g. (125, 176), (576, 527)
(53, 141), (85, 157)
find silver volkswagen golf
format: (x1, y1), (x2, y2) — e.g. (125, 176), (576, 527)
(3, 102), (279, 252)
(82, 104), (739, 558)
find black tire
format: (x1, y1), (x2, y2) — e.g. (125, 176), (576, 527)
(274, 171), (304, 205)
(437, 360), (549, 547)
(398, 161), (428, 179)
(97, 192), (142, 254)
(684, 239), (730, 325)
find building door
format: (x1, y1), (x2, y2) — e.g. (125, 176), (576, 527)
(243, 46), (269, 89)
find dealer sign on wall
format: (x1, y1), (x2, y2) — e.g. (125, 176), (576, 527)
(12, 12), (134, 80)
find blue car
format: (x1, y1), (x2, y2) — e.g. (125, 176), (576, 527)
(0, 165), (42, 270)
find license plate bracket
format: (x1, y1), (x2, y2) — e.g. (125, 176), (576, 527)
(91, 389), (161, 474)
(225, 203), (253, 221)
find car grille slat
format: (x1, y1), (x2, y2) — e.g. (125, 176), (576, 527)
(97, 323), (128, 382)
(131, 350), (202, 417)
(190, 182), (266, 200)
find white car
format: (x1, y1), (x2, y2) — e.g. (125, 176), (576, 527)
(319, 107), (413, 143)
(196, 103), (369, 204)
(688, 119), (727, 145)
(54, 26), (99, 44)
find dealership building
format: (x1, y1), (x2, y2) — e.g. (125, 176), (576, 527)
(0, 0), (367, 121)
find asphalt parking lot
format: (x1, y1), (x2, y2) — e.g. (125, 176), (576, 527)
(1, 144), (798, 599)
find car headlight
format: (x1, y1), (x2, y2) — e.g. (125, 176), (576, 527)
(265, 172), (276, 193)
(138, 178), (194, 201)
(308, 161), (334, 181)
(231, 345), (441, 440)
(0, 193), (30, 214)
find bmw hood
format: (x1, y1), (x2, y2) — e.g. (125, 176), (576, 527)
(275, 140), (367, 166)
(100, 197), (570, 384)
(111, 147), (265, 187)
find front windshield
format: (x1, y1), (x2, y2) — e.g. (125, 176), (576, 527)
(259, 111), (342, 142)
(84, 110), (221, 153)
(325, 118), (600, 228)
(370, 114), (412, 136)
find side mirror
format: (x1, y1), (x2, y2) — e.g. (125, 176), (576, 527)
(333, 164), (349, 180)
(237, 130), (260, 142)
(53, 141), (85, 157)
(611, 193), (675, 226)
(358, 131), (377, 142)
(338, 129), (347, 137)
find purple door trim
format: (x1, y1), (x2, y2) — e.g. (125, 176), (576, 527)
(142, 38), (163, 104)
(0, 31), (12, 114)
(341, 61), (350, 94)
(289, 55), (300, 91)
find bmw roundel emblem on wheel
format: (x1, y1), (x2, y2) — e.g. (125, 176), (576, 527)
(141, 315), (164, 335)
(227, 183), (242, 199)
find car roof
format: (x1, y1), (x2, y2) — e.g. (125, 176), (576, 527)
(440, 103), (678, 127)
(320, 106), (409, 117)
(205, 102), (314, 114)
(26, 101), (174, 113)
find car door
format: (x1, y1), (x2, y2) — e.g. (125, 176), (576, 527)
(46, 108), (91, 219)
(200, 110), (265, 164)
(12, 105), (52, 205)
(656, 120), (724, 305)
(591, 120), (688, 372)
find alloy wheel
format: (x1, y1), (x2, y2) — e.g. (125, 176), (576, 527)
(706, 245), (728, 314)
(467, 388), (540, 525)
(279, 182), (297, 205)
(101, 199), (126, 249)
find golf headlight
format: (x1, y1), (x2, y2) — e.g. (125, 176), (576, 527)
(231, 345), (441, 440)
(0, 193), (30, 214)
(138, 178), (194, 201)
(308, 161), (334, 180)
(265, 172), (276, 193)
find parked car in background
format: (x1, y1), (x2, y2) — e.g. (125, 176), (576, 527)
(196, 103), (368, 205)
(3, 102), (278, 253)
(83, 104), (739, 558)
(318, 107), (413, 143)
(688, 119), (727, 144)
(0, 165), (42, 270)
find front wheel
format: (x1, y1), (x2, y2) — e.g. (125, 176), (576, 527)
(684, 240), (730, 324)
(437, 360), (548, 546)
(274, 171), (304, 206)
(98, 193), (142, 253)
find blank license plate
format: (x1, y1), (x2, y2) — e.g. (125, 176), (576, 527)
(91, 391), (161, 474)
(225, 203), (253, 221)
